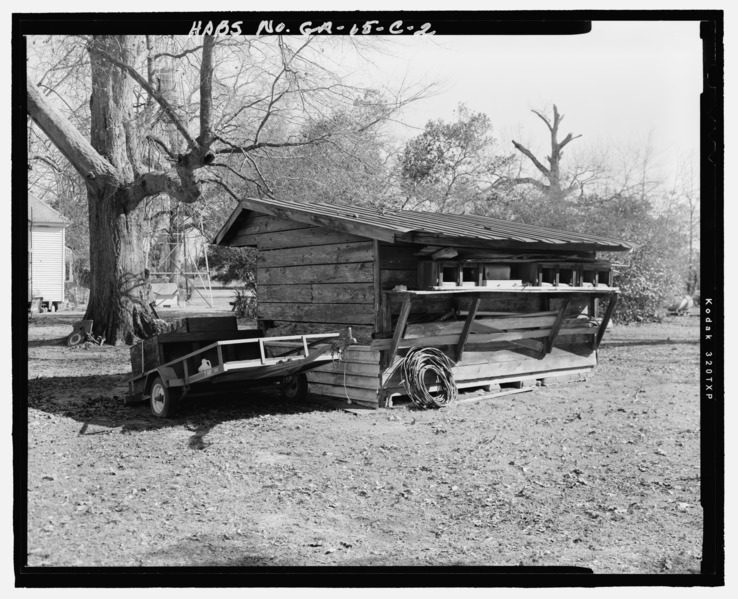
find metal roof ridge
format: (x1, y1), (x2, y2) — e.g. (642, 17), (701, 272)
(321, 201), (634, 248)
(386, 210), (561, 244)
(398, 208), (634, 247)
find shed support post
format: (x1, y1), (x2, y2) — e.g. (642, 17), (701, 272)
(594, 294), (618, 350)
(386, 297), (412, 365)
(545, 298), (570, 354)
(258, 339), (266, 365)
(380, 292), (392, 334)
(456, 294), (481, 362)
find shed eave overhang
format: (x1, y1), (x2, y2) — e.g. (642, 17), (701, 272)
(397, 232), (635, 253)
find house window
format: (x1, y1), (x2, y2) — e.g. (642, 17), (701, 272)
(65, 260), (73, 282)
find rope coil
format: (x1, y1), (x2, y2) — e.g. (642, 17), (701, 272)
(400, 347), (458, 409)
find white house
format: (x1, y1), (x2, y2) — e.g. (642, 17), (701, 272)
(28, 194), (69, 312)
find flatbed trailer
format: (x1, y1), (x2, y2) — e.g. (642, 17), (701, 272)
(126, 317), (342, 417)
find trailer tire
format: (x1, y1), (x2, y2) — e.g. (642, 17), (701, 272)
(67, 331), (84, 346)
(149, 376), (180, 418)
(281, 373), (308, 401)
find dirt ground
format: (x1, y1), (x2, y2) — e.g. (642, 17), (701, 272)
(23, 307), (702, 573)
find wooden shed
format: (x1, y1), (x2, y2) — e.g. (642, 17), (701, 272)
(28, 194), (69, 311)
(215, 198), (634, 408)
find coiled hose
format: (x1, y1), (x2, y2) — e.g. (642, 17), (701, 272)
(400, 347), (458, 409)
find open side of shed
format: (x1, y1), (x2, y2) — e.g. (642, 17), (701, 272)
(215, 198), (634, 408)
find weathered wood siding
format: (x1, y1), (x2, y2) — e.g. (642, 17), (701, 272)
(229, 214), (376, 336)
(222, 219), (605, 408)
(306, 346), (381, 408)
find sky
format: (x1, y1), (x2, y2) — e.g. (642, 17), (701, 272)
(357, 20), (703, 183)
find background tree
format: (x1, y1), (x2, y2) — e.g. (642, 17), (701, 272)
(575, 191), (687, 322)
(27, 34), (426, 344)
(397, 104), (513, 213)
(261, 94), (398, 208)
(666, 158), (700, 297)
(399, 103), (695, 322)
(27, 36), (93, 286)
(510, 104), (583, 202)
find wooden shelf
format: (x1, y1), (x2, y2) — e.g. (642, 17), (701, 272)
(384, 287), (620, 298)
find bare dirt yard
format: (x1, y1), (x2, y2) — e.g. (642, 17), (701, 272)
(24, 308), (702, 573)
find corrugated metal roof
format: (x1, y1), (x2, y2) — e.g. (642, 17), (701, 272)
(217, 197), (635, 252)
(28, 194), (69, 226)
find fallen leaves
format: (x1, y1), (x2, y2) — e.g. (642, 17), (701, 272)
(25, 313), (703, 571)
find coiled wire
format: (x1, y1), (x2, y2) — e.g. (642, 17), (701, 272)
(400, 347), (458, 409)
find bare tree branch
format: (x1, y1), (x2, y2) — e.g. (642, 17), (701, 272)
(558, 132), (582, 151)
(152, 44), (204, 61)
(29, 154), (63, 173)
(240, 153), (274, 197)
(210, 161), (273, 198)
(512, 140), (550, 178)
(508, 177), (549, 192)
(27, 80), (119, 189)
(125, 167), (201, 209)
(201, 177), (241, 203)
(531, 109), (553, 133)
(214, 136), (331, 155)
(87, 39), (198, 152)
(198, 36), (215, 147)
(146, 135), (176, 160)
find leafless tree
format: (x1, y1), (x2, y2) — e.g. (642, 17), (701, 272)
(510, 104), (582, 201)
(27, 34), (429, 343)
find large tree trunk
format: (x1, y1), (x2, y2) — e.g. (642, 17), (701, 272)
(86, 187), (153, 344)
(83, 36), (156, 344)
(32, 34), (385, 343)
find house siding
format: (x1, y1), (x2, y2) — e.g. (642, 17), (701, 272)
(31, 226), (65, 302)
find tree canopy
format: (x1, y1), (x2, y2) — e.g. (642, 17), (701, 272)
(27, 35), (699, 330)
(26, 34), (433, 342)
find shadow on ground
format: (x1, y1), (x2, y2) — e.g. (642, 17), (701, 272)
(140, 535), (282, 567)
(601, 338), (699, 347)
(27, 372), (348, 436)
(28, 337), (70, 348)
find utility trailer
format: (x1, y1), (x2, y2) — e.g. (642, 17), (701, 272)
(126, 317), (342, 417)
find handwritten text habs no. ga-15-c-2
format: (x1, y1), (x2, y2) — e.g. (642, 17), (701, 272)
(188, 20), (436, 36)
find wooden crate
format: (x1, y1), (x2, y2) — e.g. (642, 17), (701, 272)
(170, 316), (238, 334)
(129, 327), (262, 376)
(130, 337), (163, 375)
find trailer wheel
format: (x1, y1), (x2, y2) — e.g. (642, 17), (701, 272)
(149, 376), (179, 418)
(67, 331), (85, 346)
(281, 373), (308, 401)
